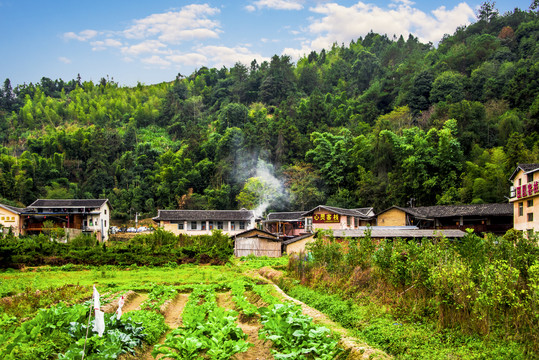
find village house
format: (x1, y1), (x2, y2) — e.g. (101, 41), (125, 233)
(301, 205), (375, 232)
(21, 199), (111, 241)
(509, 163), (539, 234)
(0, 203), (24, 236)
(152, 209), (256, 236)
(263, 211), (306, 237)
(376, 203), (513, 235)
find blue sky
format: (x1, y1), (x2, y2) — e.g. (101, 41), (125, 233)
(0, 0), (531, 87)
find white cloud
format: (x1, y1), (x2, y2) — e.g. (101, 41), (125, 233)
(91, 39), (122, 51)
(58, 56), (72, 64)
(248, 0), (304, 11)
(63, 29), (98, 41)
(195, 45), (269, 68)
(121, 40), (168, 55)
(141, 55), (171, 67)
(282, 1), (475, 60)
(166, 53), (209, 67)
(123, 4), (221, 43)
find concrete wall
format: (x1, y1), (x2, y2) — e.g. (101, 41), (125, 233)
(285, 235), (315, 254)
(0, 208), (20, 236)
(511, 169), (539, 232)
(377, 208), (407, 226)
(160, 219), (255, 236)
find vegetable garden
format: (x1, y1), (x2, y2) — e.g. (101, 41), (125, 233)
(0, 261), (359, 360)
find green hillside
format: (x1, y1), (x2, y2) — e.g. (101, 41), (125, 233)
(1, 6), (539, 217)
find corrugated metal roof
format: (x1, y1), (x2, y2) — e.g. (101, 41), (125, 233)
(331, 228), (467, 238)
(266, 212), (305, 221)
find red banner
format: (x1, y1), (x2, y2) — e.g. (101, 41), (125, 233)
(313, 213), (340, 223)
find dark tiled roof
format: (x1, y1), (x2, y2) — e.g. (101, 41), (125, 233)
(302, 205), (374, 219)
(0, 203), (24, 214)
(266, 212), (305, 221)
(408, 203), (513, 218)
(233, 228), (278, 239)
(28, 199), (109, 208)
(154, 209), (255, 221)
(283, 233), (315, 245)
(509, 163), (539, 180)
(331, 228), (467, 238)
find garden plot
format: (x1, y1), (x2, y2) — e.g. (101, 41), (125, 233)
(0, 265), (387, 360)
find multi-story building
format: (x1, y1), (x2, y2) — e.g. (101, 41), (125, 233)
(0, 203), (24, 236)
(509, 163), (539, 233)
(152, 209), (256, 236)
(301, 205), (375, 232)
(22, 199), (111, 241)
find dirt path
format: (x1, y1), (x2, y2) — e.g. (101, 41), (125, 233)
(259, 267), (391, 360)
(123, 292), (149, 313)
(217, 292), (274, 360)
(140, 293), (189, 360)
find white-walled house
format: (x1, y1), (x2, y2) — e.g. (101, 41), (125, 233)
(153, 209), (256, 236)
(22, 199), (111, 241)
(0, 203), (24, 236)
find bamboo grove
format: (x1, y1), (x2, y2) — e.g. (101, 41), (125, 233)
(1, 6), (539, 216)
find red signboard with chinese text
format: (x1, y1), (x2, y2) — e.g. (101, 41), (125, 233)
(313, 213), (340, 223)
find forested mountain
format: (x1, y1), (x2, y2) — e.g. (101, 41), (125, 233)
(1, 6), (539, 219)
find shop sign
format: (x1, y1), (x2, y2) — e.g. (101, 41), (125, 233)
(313, 213), (340, 223)
(516, 181), (539, 198)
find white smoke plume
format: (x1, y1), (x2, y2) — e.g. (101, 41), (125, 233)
(247, 159), (290, 218)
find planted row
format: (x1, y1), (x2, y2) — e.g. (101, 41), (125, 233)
(259, 302), (344, 360)
(153, 284), (252, 359)
(0, 299), (166, 360)
(230, 280), (258, 316)
(141, 284), (177, 312)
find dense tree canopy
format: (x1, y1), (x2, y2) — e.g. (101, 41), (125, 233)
(1, 7), (539, 219)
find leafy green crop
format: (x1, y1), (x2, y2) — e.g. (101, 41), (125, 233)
(259, 302), (344, 360)
(230, 280), (258, 316)
(153, 284), (252, 359)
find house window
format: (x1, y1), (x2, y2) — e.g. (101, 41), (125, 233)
(528, 199), (534, 207)
(519, 202), (524, 216)
(209, 221), (213, 230)
(178, 223), (184, 230)
(239, 221), (245, 230)
(354, 217), (358, 227)
(528, 173), (534, 183)
(104, 220), (107, 227)
(217, 221), (223, 230)
(201, 222), (206, 230)
(519, 178), (522, 186)
(346, 216), (351, 227)
(104, 209), (107, 215)
(231, 222), (235, 230)
(191, 221), (197, 230)
(528, 213), (534, 222)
